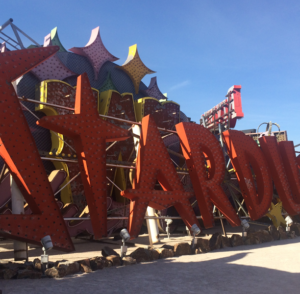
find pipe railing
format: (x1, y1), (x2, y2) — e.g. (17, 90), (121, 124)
(18, 96), (178, 134)
(64, 215), (253, 221)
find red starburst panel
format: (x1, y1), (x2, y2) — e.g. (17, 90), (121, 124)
(37, 73), (130, 239)
(176, 123), (240, 228)
(259, 136), (300, 215)
(223, 130), (273, 220)
(0, 46), (74, 251)
(121, 115), (199, 238)
(37, 80), (98, 208)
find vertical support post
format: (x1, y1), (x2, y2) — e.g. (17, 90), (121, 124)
(10, 175), (28, 261)
(145, 207), (160, 246)
(218, 210), (227, 237)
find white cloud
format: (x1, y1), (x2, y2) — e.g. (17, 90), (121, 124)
(169, 80), (191, 91)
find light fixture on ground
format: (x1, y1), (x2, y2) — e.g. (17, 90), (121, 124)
(285, 216), (293, 232)
(40, 235), (53, 273)
(120, 228), (130, 258)
(190, 224), (201, 250)
(165, 218), (173, 239)
(241, 219), (250, 237)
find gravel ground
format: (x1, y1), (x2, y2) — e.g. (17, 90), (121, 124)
(1, 238), (300, 294)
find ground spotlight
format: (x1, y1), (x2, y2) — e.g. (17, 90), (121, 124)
(241, 219), (250, 237)
(165, 218), (173, 239)
(285, 216), (293, 231)
(190, 224), (201, 250)
(120, 228), (130, 258)
(40, 235), (53, 273)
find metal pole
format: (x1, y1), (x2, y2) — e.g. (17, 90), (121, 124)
(41, 156), (186, 172)
(0, 18), (13, 31)
(18, 97), (74, 111)
(54, 172), (81, 196)
(18, 97), (177, 133)
(64, 216), (252, 221)
(218, 210), (227, 237)
(10, 176), (28, 261)
(10, 23), (24, 49)
(167, 148), (185, 159)
(41, 157), (78, 163)
(20, 102), (77, 153)
(176, 170), (189, 175)
(0, 36), (19, 50)
(227, 182), (249, 216)
(106, 125), (134, 151)
(0, 31), (19, 44)
(106, 176), (122, 192)
(0, 163), (7, 183)
(11, 24), (41, 47)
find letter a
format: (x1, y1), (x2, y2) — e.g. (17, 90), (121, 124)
(121, 115), (200, 238)
(176, 123), (241, 228)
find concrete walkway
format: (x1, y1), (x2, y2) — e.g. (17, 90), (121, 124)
(1, 238), (300, 294)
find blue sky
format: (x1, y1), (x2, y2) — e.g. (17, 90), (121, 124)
(2, 1), (300, 147)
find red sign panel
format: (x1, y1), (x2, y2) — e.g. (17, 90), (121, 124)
(202, 85), (244, 129)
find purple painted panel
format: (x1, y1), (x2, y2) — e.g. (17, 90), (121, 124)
(69, 27), (119, 80)
(143, 77), (166, 100)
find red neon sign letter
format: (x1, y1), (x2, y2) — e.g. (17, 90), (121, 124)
(223, 130), (273, 220)
(0, 46), (74, 251)
(176, 123), (241, 228)
(121, 115), (200, 238)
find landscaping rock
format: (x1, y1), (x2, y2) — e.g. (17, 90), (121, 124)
(78, 259), (91, 268)
(221, 236), (231, 248)
(7, 262), (22, 271)
(0, 268), (17, 279)
(106, 255), (121, 266)
(173, 242), (191, 256)
(209, 233), (222, 250)
(278, 226), (288, 240)
(101, 246), (120, 257)
(156, 248), (174, 259)
(80, 263), (92, 273)
(230, 234), (244, 247)
(33, 258), (42, 271)
(45, 267), (67, 278)
(48, 261), (57, 269)
(130, 248), (151, 262)
(287, 231), (296, 239)
(161, 244), (174, 251)
(57, 261), (80, 275)
(195, 248), (202, 254)
(0, 263), (7, 270)
(196, 238), (210, 253)
(291, 223), (300, 236)
(244, 232), (259, 245)
(24, 261), (34, 271)
(268, 225), (280, 240)
(17, 269), (42, 279)
(122, 256), (137, 266)
(89, 257), (100, 271)
(253, 230), (273, 243)
(149, 249), (160, 260)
